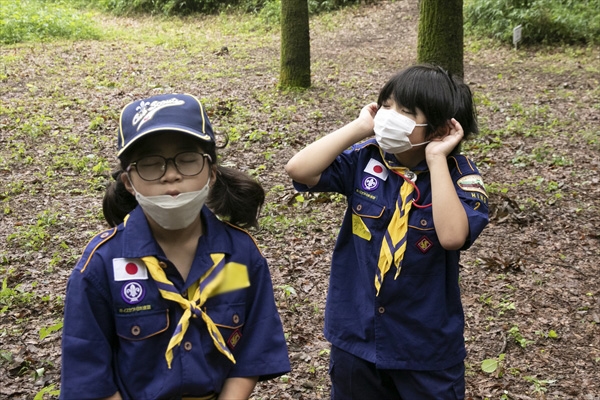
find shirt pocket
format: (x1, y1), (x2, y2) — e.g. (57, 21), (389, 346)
(114, 310), (170, 398)
(205, 303), (246, 351)
(351, 198), (387, 241)
(115, 309), (169, 340)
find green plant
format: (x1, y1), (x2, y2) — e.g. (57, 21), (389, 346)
(39, 321), (64, 340)
(481, 353), (506, 376)
(508, 325), (533, 348)
(0, 278), (35, 313)
(276, 284), (297, 298)
(465, 0), (600, 45)
(535, 329), (559, 339)
(34, 384), (60, 400)
(88, 115), (106, 131)
(0, 0), (101, 44)
(524, 375), (556, 394)
(6, 210), (61, 251)
(496, 299), (516, 316)
(0, 349), (13, 364)
(318, 348), (330, 357)
(478, 293), (493, 306)
(257, 0), (281, 24)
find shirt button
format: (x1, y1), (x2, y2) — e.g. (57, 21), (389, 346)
(378, 307), (385, 314)
(131, 325), (141, 336)
(420, 219), (427, 227)
(356, 204), (363, 211)
(159, 261), (168, 269)
(184, 341), (193, 351)
(232, 314), (240, 324)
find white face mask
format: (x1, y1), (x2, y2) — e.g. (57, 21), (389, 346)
(131, 178), (211, 230)
(374, 108), (429, 154)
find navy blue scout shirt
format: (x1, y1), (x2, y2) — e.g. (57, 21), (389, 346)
(293, 139), (489, 371)
(60, 206), (290, 400)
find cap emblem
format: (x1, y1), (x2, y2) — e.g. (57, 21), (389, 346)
(133, 98), (185, 131)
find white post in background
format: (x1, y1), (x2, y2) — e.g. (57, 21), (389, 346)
(513, 24), (522, 50)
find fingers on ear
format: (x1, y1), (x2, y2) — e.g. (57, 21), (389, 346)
(434, 124), (452, 138)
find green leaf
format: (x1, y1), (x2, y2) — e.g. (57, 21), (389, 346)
(39, 321), (63, 340)
(481, 358), (499, 373)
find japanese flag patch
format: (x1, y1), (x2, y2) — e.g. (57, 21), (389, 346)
(113, 258), (148, 281)
(364, 158), (388, 181)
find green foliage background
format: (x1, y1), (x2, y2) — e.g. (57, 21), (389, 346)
(2, 0), (599, 45)
(83, 0), (357, 15)
(465, 0), (600, 44)
(0, 0), (101, 44)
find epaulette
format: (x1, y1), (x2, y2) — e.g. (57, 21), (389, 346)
(221, 220), (263, 256)
(354, 138), (379, 152)
(75, 227), (118, 273)
(449, 154), (478, 176)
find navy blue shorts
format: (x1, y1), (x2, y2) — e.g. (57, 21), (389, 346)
(329, 346), (465, 400)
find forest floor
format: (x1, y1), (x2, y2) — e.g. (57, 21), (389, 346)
(0, 0), (599, 399)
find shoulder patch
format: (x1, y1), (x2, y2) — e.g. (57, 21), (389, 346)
(77, 227), (118, 273)
(457, 174), (487, 197)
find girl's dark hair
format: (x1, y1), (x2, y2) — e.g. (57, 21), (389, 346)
(377, 64), (478, 148)
(103, 170), (138, 228)
(206, 166), (265, 229)
(452, 78), (478, 139)
(102, 137), (265, 229)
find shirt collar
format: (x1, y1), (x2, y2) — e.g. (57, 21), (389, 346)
(362, 140), (430, 173)
(120, 205), (235, 259)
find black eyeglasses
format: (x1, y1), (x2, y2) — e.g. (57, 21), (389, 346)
(127, 152), (212, 181)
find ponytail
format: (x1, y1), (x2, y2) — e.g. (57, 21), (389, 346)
(102, 169), (137, 227)
(207, 166), (265, 229)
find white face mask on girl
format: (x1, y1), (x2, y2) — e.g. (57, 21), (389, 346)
(374, 108), (429, 154)
(130, 178), (211, 230)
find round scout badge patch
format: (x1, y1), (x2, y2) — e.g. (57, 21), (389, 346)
(121, 281), (145, 304)
(362, 176), (379, 191)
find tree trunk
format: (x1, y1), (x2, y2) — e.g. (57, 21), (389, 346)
(280, 0), (311, 88)
(417, 0), (464, 77)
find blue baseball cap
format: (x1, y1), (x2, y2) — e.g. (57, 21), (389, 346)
(117, 93), (215, 157)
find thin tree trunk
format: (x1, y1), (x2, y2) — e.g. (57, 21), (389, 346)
(280, 0), (311, 88)
(417, 0), (464, 77)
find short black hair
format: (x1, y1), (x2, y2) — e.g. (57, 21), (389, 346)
(377, 64), (478, 142)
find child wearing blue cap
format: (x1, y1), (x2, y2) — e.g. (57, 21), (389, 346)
(286, 64), (489, 399)
(60, 94), (290, 400)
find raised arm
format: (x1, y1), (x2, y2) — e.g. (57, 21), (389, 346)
(285, 103), (378, 187)
(426, 118), (469, 250)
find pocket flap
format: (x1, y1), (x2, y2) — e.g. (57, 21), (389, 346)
(206, 303), (245, 329)
(116, 309), (169, 340)
(352, 200), (385, 219)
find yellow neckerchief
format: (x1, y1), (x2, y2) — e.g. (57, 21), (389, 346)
(142, 253), (249, 368)
(375, 160), (415, 296)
